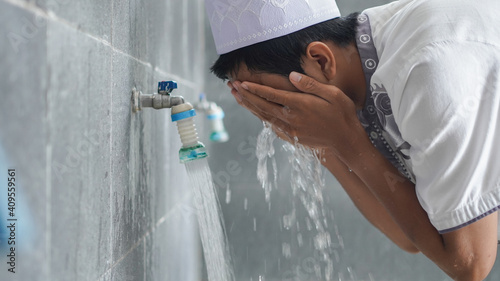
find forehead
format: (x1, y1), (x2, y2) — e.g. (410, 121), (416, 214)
(229, 64), (298, 92)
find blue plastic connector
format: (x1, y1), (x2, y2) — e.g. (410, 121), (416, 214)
(207, 110), (225, 120)
(158, 81), (178, 94)
(171, 109), (196, 122)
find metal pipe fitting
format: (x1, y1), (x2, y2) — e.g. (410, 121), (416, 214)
(131, 88), (185, 112)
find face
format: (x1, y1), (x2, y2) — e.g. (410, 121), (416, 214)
(227, 63), (302, 142)
(229, 64), (299, 93)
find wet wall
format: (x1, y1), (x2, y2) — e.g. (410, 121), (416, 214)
(0, 0), (205, 280)
(203, 0), (500, 281)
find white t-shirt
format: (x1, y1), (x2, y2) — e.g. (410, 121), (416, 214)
(364, 0), (500, 237)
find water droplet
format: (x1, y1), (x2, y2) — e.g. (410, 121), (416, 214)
(282, 243), (291, 259)
(225, 186), (231, 204)
(283, 210), (295, 230)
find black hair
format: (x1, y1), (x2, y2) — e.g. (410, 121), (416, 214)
(210, 12), (360, 80)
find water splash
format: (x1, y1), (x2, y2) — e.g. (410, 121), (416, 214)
(225, 183), (231, 204)
(256, 122), (350, 281)
(185, 158), (234, 281)
(256, 122), (278, 203)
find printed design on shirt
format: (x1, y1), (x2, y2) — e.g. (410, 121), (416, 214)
(372, 84), (391, 126)
(355, 14), (415, 182)
(366, 84), (412, 159)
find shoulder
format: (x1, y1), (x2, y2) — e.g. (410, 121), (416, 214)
(367, 0), (500, 108)
(379, 40), (500, 151)
(365, 0), (500, 63)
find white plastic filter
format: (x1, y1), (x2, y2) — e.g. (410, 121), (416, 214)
(171, 103), (200, 148)
(176, 117), (199, 148)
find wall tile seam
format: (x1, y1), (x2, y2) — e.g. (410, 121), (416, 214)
(108, 0), (114, 275)
(3, 0), (108, 44)
(2, 0), (202, 90)
(154, 67), (200, 92)
(151, 190), (196, 236)
(94, 192), (192, 281)
(95, 233), (149, 281)
(110, 0), (114, 47)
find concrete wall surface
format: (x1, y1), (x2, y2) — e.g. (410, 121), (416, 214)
(0, 0), (205, 280)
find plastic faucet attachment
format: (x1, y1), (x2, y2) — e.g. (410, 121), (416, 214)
(171, 103), (208, 163)
(132, 81), (211, 163)
(206, 105), (229, 142)
(195, 93), (229, 143)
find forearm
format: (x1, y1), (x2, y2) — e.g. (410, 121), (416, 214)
(321, 150), (419, 253)
(340, 136), (496, 280)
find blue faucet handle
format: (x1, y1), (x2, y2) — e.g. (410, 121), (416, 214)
(158, 81), (178, 94)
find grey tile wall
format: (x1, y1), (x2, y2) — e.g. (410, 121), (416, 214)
(0, 2), (49, 281)
(0, 0), (204, 280)
(46, 20), (112, 281)
(38, 0), (113, 41)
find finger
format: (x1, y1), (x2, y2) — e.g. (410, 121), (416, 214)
(288, 71), (337, 102)
(231, 85), (276, 119)
(230, 88), (297, 143)
(239, 93), (294, 125)
(239, 81), (304, 108)
(231, 86), (297, 134)
(230, 87), (242, 102)
(234, 81), (293, 122)
(239, 95), (295, 136)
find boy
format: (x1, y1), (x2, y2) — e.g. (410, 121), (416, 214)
(206, 0), (500, 279)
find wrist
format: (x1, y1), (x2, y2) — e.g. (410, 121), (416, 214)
(331, 126), (373, 168)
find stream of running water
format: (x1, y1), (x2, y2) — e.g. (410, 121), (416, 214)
(185, 158), (234, 281)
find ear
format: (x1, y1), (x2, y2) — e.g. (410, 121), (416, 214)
(301, 41), (337, 83)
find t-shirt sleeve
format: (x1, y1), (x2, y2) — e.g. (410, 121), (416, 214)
(389, 42), (500, 233)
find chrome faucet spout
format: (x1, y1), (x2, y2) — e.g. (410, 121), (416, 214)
(131, 86), (185, 112)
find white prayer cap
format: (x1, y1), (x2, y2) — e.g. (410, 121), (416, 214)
(205, 0), (341, 54)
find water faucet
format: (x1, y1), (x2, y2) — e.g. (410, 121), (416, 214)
(131, 81), (208, 163)
(132, 82), (229, 142)
(194, 93), (229, 143)
(131, 81), (185, 112)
